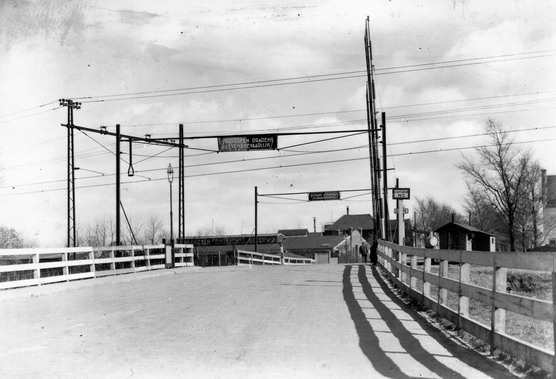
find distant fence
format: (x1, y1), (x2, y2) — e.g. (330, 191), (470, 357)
(377, 239), (555, 374)
(0, 244), (194, 290)
(236, 250), (314, 266)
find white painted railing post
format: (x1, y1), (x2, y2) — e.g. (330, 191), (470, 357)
(62, 250), (69, 281)
(423, 251), (431, 299)
(32, 252), (40, 283)
(438, 258), (449, 307)
(410, 254), (417, 291)
(110, 249), (116, 271)
(131, 247), (136, 271)
(552, 255), (556, 372)
(490, 254), (507, 355)
(89, 249), (95, 277)
(459, 261), (470, 317)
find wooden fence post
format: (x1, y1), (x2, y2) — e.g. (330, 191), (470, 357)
(490, 254), (507, 355)
(458, 250), (470, 334)
(32, 252), (40, 283)
(423, 251), (431, 299)
(553, 256), (556, 372)
(410, 254), (418, 291)
(438, 258), (448, 308)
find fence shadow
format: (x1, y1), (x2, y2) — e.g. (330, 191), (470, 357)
(342, 264), (514, 378)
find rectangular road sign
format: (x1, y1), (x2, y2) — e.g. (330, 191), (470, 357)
(308, 191), (341, 201)
(392, 188), (410, 200)
(218, 135), (278, 152)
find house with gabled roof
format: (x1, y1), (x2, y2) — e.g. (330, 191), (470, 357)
(434, 218), (496, 252)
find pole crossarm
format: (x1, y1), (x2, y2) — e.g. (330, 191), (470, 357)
(258, 188), (372, 197)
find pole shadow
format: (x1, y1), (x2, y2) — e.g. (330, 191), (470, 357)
(347, 264), (515, 379)
(342, 265), (412, 378)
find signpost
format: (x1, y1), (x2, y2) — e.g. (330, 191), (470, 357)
(218, 135), (278, 152)
(308, 191), (341, 201)
(392, 188), (410, 200)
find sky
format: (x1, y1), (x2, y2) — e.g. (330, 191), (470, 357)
(1, 0), (555, 247)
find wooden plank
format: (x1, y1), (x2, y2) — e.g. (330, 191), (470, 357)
(0, 278), (40, 290)
(67, 272), (95, 281)
(494, 332), (554, 374)
(459, 316), (491, 346)
(493, 291), (552, 322)
(0, 263), (38, 273)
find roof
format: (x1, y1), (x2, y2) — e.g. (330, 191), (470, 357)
(278, 229), (308, 237)
(434, 222), (493, 236)
(283, 232), (345, 251)
(325, 214), (375, 231)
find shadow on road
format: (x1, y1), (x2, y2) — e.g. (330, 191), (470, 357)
(343, 264), (514, 378)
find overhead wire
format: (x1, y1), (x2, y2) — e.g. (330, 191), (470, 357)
(3, 134), (556, 197)
(2, 124), (555, 191)
(71, 50), (555, 103)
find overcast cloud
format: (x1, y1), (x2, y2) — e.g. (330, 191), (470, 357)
(1, 0), (555, 246)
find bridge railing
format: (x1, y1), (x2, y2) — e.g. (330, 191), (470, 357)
(236, 250), (314, 266)
(377, 239), (555, 374)
(0, 244), (194, 290)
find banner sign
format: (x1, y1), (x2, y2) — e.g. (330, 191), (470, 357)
(308, 191), (341, 201)
(218, 135), (278, 152)
(392, 188), (410, 200)
(182, 235), (278, 246)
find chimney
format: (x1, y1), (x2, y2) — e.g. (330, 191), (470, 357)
(313, 217), (316, 233)
(451, 213), (455, 223)
(346, 206), (350, 215)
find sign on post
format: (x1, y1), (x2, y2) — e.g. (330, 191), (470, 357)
(218, 135), (278, 152)
(308, 191), (341, 201)
(392, 188), (410, 200)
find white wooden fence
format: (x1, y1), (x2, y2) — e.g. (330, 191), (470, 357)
(236, 250), (314, 266)
(377, 239), (556, 374)
(0, 244), (194, 290)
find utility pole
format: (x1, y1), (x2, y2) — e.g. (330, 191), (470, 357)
(254, 186), (258, 252)
(60, 99), (80, 247)
(116, 124), (121, 246)
(179, 124), (185, 243)
(382, 112), (389, 241)
(364, 17), (383, 240)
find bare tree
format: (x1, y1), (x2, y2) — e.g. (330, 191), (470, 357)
(464, 184), (500, 233)
(0, 226), (24, 248)
(458, 119), (540, 251)
(78, 216), (116, 247)
(415, 196), (463, 232)
(143, 215), (164, 245)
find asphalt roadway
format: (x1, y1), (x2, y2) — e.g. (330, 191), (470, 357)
(0, 264), (517, 378)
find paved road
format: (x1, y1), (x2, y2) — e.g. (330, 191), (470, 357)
(0, 264), (516, 378)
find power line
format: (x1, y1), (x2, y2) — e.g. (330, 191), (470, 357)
(3, 124), (555, 190)
(71, 50), (555, 104)
(3, 135), (556, 197)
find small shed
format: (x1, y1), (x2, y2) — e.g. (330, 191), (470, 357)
(434, 222), (495, 252)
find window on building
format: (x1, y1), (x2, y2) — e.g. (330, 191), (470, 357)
(550, 239), (556, 247)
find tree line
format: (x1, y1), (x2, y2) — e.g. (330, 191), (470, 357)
(416, 118), (555, 252)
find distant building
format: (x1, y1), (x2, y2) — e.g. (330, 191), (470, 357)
(434, 218), (495, 252)
(279, 230), (347, 264)
(324, 207), (375, 240)
(542, 170), (556, 246)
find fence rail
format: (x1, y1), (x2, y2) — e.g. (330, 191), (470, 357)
(377, 239), (556, 374)
(0, 244), (194, 290)
(236, 250), (314, 266)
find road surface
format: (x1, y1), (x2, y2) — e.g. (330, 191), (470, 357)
(0, 264), (516, 378)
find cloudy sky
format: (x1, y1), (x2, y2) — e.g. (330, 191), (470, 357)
(1, 0), (555, 247)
